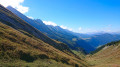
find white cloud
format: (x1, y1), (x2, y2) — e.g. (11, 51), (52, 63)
(43, 21), (57, 26)
(68, 28), (73, 31)
(27, 16), (34, 19)
(60, 25), (67, 29)
(78, 27), (82, 31)
(0, 0), (29, 13)
(43, 21), (73, 31)
(60, 25), (73, 31)
(16, 5), (29, 14)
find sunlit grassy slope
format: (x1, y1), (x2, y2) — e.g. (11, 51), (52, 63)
(86, 41), (120, 67)
(0, 4), (73, 54)
(0, 4), (89, 67)
(0, 22), (88, 67)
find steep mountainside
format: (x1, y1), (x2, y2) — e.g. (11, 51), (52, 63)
(7, 6), (95, 53)
(86, 33), (120, 48)
(87, 41), (120, 67)
(0, 5), (71, 53)
(0, 4), (88, 67)
(0, 22), (88, 67)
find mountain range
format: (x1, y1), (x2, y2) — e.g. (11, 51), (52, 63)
(7, 6), (95, 53)
(0, 4), (120, 67)
(85, 33), (120, 48)
(7, 6), (120, 54)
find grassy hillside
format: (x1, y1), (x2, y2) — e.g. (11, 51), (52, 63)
(0, 22), (88, 67)
(7, 6), (95, 53)
(86, 41), (120, 67)
(0, 4), (72, 54)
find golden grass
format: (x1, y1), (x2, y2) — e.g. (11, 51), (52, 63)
(86, 43), (120, 67)
(0, 22), (88, 67)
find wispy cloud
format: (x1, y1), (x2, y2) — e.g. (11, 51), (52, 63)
(43, 21), (57, 26)
(60, 25), (67, 29)
(102, 24), (112, 33)
(78, 27), (82, 31)
(27, 16), (34, 19)
(60, 25), (73, 31)
(77, 24), (113, 34)
(0, 0), (29, 13)
(68, 28), (73, 31)
(42, 20), (73, 31)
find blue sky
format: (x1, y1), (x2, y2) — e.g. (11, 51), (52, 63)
(0, 0), (120, 33)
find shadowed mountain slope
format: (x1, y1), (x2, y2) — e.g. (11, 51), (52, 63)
(86, 33), (120, 48)
(0, 5), (71, 53)
(7, 6), (95, 53)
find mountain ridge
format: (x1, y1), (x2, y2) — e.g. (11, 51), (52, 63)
(0, 4), (72, 54)
(7, 6), (95, 53)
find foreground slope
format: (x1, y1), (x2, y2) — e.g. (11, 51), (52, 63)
(0, 22), (88, 67)
(86, 41), (120, 67)
(0, 4), (72, 54)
